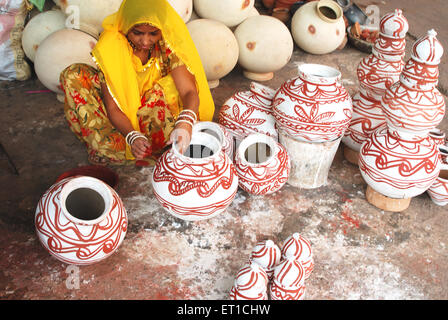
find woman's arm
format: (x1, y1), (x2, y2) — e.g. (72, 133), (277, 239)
(170, 65), (200, 154)
(101, 82), (151, 160)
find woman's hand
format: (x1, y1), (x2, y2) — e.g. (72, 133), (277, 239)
(169, 121), (192, 155)
(131, 137), (152, 160)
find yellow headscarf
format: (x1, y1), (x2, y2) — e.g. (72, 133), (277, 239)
(91, 0), (215, 142)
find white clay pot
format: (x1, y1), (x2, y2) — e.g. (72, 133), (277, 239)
(192, 121), (234, 160)
(53, 0), (122, 38)
(235, 134), (290, 195)
(193, 0), (255, 27)
(229, 261), (269, 300)
(187, 19), (239, 88)
(269, 257), (306, 300)
(359, 127), (441, 200)
(167, 0), (193, 22)
(34, 28), (97, 100)
(234, 15), (293, 81)
(151, 132), (239, 221)
(427, 163), (448, 206)
(35, 176), (128, 265)
(22, 9), (66, 62)
(219, 82), (278, 142)
(249, 240), (281, 280)
(291, 0), (346, 54)
(281, 233), (314, 279)
(273, 63), (352, 142)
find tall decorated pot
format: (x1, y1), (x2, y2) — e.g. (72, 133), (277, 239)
(187, 19), (239, 88)
(219, 82), (278, 142)
(193, 0), (255, 27)
(249, 240), (281, 280)
(291, 0), (346, 55)
(151, 132), (239, 221)
(273, 63), (352, 143)
(234, 15), (294, 81)
(229, 261), (269, 300)
(281, 233), (314, 279)
(359, 127), (441, 202)
(269, 257), (306, 300)
(234, 134), (290, 195)
(34, 28), (97, 102)
(342, 9), (409, 159)
(35, 176), (128, 265)
(381, 30), (445, 138)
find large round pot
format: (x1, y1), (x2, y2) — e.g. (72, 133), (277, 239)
(291, 0), (346, 54)
(193, 0), (255, 27)
(234, 15), (294, 81)
(34, 28), (97, 100)
(187, 19), (239, 88)
(359, 127), (441, 199)
(273, 63), (352, 142)
(151, 132), (239, 221)
(219, 82), (278, 142)
(53, 0), (122, 38)
(35, 176), (128, 265)
(21, 9), (66, 62)
(235, 134), (290, 195)
(382, 30), (445, 138)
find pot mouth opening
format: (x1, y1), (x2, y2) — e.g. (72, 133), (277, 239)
(317, 1), (342, 22)
(193, 122), (224, 145)
(60, 176), (112, 225)
(239, 134), (276, 166)
(175, 132), (221, 160)
(298, 63), (341, 81)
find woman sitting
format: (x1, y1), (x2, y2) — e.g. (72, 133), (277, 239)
(60, 0), (215, 166)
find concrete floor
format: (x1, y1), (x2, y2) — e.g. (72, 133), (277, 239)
(1, 0), (447, 300)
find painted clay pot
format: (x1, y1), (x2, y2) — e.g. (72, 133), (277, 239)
(219, 82), (278, 142)
(427, 163), (448, 206)
(167, 0), (193, 22)
(291, 0), (346, 54)
(269, 257), (306, 300)
(34, 28), (97, 101)
(342, 10), (408, 156)
(382, 30), (445, 137)
(281, 232), (314, 279)
(151, 132), (239, 221)
(359, 126), (441, 201)
(187, 19), (239, 88)
(249, 240), (281, 279)
(273, 63), (353, 143)
(234, 15), (294, 81)
(193, 0), (255, 27)
(235, 134), (290, 195)
(229, 261), (269, 300)
(21, 9), (66, 62)
(53, 0), (122, 38)
(35, 176), (128, 265)
(429, 128), (446, 147)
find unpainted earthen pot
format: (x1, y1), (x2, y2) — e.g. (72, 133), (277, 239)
(291, 0), (346, 54)
(193, 0), (255, 27)
(21, 9), (66, 62)
(187, 19), (239, 88)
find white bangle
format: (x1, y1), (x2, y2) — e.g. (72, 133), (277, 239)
(180, 109), (197, 122)
(177, 113), (196, 124)
(125, 131), (147, 146)
(175, 119), (194, 128)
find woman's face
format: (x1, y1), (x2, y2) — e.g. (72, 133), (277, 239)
(127, 24), (162, 51)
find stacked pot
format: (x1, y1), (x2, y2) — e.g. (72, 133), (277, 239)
(189, 0), (294, 85)
(230, 233), (314, 300)
(342, 9), (409, 164)
(359, 29), (446, 212)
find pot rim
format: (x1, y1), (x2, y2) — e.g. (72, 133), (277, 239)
(192, 121), (225, 146)
(172, 131), (222, 162)
(59, 176), (113, 226)
(316, 0), (343, 23)
(237, 133), (278, 167)
(298, 63), (341, 84)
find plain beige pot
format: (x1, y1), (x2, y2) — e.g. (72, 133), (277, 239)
(187, 19), (239, 88)
(193, 0), (255, 27)
(34, 29), (98, 101)
(167, 0), (193, 22)
(234, 15), (293, 81)
(22, 9), (66, 62)
(291, 0), (346, 54)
